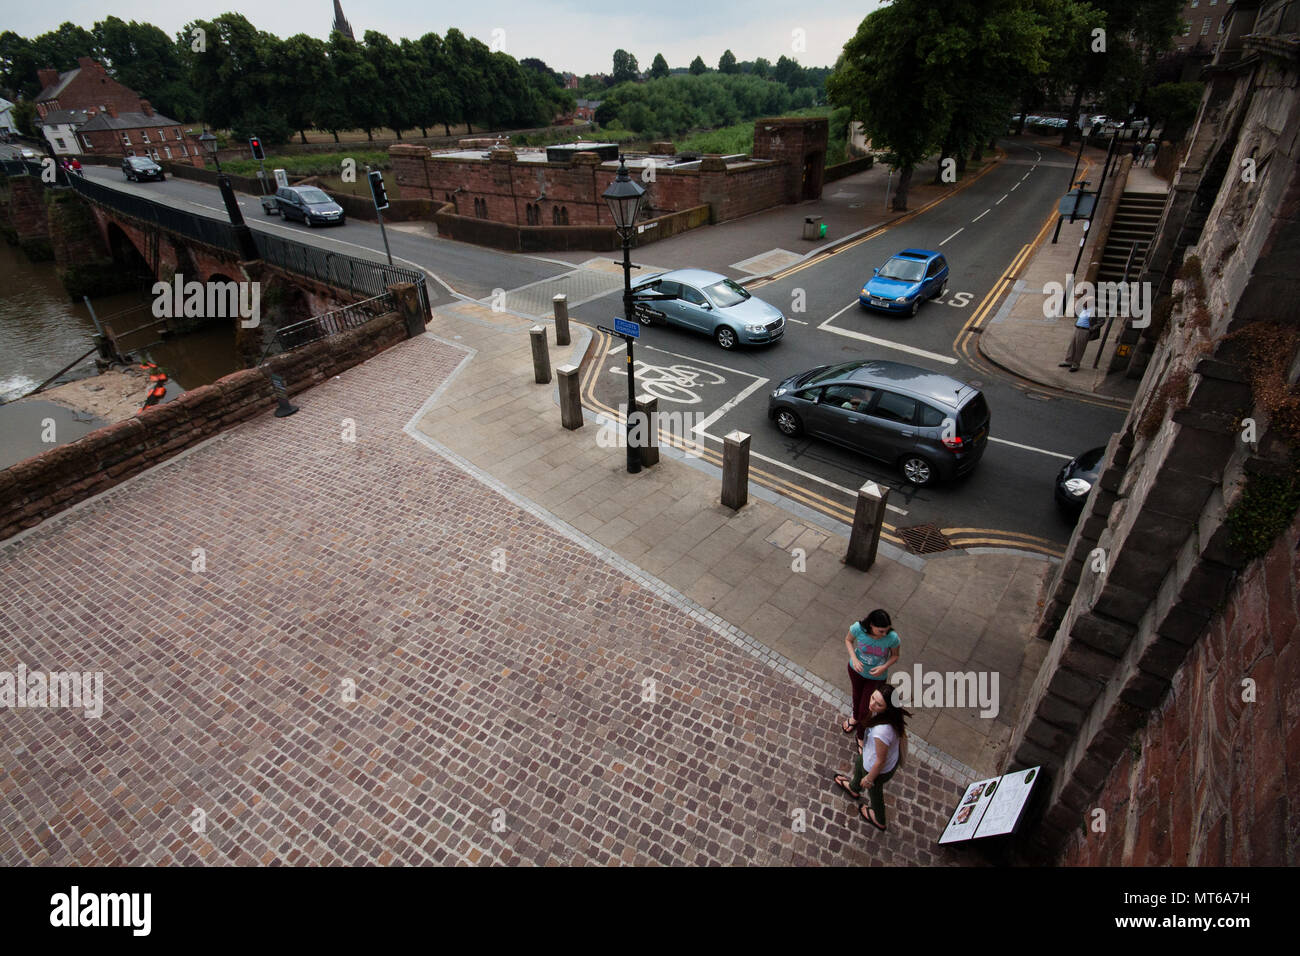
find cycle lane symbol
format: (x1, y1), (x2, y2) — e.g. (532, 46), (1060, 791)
(609, 358), (727, 405)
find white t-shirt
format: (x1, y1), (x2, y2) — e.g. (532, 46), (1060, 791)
(863, 723), (900, 775)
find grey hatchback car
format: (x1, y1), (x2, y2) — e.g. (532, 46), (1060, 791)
(630, 268), (785, 349)
(768, 360), (991, 486)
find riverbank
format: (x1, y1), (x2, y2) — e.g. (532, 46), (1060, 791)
(21, 363), (154, 422)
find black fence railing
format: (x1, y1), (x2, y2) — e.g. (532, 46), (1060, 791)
(51, 170), (430, 316)
(252, 232), (430, 317)
(264, 291), (396, 360)
(68, 172), (242, 252)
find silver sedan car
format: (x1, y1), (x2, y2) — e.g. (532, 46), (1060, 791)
(630, 268), (786, 349)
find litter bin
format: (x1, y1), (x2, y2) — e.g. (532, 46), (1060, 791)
(803, 215), (825, 240)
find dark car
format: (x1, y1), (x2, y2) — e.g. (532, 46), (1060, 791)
(1055, 446), (1106, 515)
(631, 268), (785, 349)
(859, 249), (949, 316)
(768, 359), (991, 486)
(274, 185), (345, 227)
(122, 155), (164, 182)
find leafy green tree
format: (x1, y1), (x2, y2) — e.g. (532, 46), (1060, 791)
(752, 57), (771, 79)
(612, 49), (639, 84)
(324, 28), (378, 139)
(273, 34), (328, 142)
(1145, 80), (1202, 140)
(11, 98), (37, 136)
(650, 53), (669, 79)
(415, 32), (458, 137)
(0, 31), (41, 99)
(91, 17), (197, 120)
(774, 55), (804, 90)
(363, 31), (413, 138)
(718, 49), (738, 74)
(185, 14), (281, 131)
(689, 56), (707, 75)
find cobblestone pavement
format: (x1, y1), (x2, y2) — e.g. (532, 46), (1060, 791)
(0, 335), (971, 866)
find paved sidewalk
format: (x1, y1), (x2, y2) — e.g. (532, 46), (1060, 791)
(979, 142), (1164, 401)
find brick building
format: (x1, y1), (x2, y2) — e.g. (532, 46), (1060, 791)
(35, 57), (142, 120)
(76, 101), (205, 167)
(390, 117), (828, 230)
(1007, 0), (1300, 865)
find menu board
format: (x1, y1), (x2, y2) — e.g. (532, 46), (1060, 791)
(938, 767), (1040, 844)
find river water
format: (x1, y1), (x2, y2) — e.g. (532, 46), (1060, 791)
(0, 239), (242, 468)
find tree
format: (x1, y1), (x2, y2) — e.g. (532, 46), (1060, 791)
(718, 49), (738, 74)
(650, 53), (669, 79)
(185, 14), (281, 131)
(689, 56), (707, 75)
(274, 33), (328, 142)
(11, 98), (37, 136)
(1146, 80), (1203, 141)
(774, 55), (805, 90)
(612, 48), (639, 84)
(415, 32), (458, 137)
(752, 57), (771, 79)
(363, 31), (413, 139)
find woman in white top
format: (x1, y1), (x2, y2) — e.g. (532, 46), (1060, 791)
(833, 684), (911, 830)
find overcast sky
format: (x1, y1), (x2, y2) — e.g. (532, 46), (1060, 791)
(9, 1), (885, 75)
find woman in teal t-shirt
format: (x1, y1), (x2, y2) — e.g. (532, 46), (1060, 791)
(841, 608), (901, 742)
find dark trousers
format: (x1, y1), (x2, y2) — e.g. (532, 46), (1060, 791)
(847, 664), (884, 742)
(851, 750), (897, 826)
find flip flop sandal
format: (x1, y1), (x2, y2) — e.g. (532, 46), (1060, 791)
(859, 805), (886, 831)
(841, 718), (857, 734)
(833, 774), (862, 800)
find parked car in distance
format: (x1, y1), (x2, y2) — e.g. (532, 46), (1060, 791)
(20, 148), (39, 160)
(274, 185), (346, 227)
(1055, 446), (1106, 515)
(122, 155), (164, 182)
(859, 249), (949, 316)
(630, 268), (785, 349)
(768, 359), (991, 486)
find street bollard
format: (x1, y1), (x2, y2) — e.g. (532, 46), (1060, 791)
(845, 480), (890, 571)
(557, 363), (583, 430)
(530, 325), (551, 384)
(553, 293), (571, 347)
(635, 394), (659, 467)
(721, 430), (750, 510)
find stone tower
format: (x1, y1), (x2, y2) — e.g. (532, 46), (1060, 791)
(332, 0), (355, 40)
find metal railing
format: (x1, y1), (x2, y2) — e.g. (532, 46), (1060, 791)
(265, 291), (395, 359)
(50, 168), (429, 315)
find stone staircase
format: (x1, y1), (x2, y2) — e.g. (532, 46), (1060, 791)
(1098, 191), (1165, 283)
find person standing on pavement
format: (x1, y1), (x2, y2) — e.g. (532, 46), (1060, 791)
(1142, 140), (1158, 167)
(1059, 304), (1095, 373)
(1130, 141), (1142, 163)
(841, 609), (900, 742)
(833, 685), (911, 831)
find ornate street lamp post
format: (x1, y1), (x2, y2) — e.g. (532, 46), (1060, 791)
(602, 155), (647, 475)
(199, 129), (257, 260)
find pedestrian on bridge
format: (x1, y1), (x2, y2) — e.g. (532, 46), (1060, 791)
(841, 608), (900, 743)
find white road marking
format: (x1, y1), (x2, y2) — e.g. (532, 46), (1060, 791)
(989, 436), (1073, 460)
(940, 228), (963, 245)
(1010, 183), (1020, 191)
(971, 209), (990, 222)
(995, 195), (1008, 205)
(817, 308), (959, 365)
(788, 318), (809, 325)
(692, 377), (771, 432)
(1021, 172), (1031, 181)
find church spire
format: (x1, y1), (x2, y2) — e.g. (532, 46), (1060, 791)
(332, 0), (355, 40)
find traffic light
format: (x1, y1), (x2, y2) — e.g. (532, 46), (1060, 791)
(368, 169), (388, 210)
(249, 136), (265, 161)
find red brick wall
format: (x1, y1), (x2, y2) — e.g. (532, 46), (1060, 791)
(80, 126), (205, 167)
(0, 311), (409, 543)
(36, 60), (141, 117)
(1056, 515), (1300, 866)
(4, 176), (49, 243)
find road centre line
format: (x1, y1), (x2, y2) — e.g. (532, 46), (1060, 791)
(988, 436), (1073, 460)
(971, 209), (990, 222)
(940, 228), (964, 245)
(1010, 182), (1020, 191)
(995, 195), (1007, 204)
(818, 308), (959, 365)
(1021, 172), (1031, 181)
(691, 377), (771, 433)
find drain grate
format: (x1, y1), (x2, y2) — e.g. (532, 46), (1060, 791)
(897, 523), (953, 555)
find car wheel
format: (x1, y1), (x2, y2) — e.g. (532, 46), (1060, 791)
(933, 281), (946, 300)
(774, 409), (803, 437)
(715, 326), (737, 349)
(306, 216), (316, 228)
(900, 454), (935, 486)
(909, 299), (920, 317)
(158, 174), (165, 181)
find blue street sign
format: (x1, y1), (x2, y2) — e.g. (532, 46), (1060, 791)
(614, 318), (640, 339)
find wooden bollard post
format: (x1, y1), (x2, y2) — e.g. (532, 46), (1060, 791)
(530, 325), (551, 384)
(845, 480), (890, 570)
(553, 293), (571, 346)
(557, 363), (583, 430)
(635, 394), (658, 467)
(721, 430), (750, 510)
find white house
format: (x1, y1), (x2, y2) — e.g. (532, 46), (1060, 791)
(0, 98), (15, 135)
(38, 108), (92, 155)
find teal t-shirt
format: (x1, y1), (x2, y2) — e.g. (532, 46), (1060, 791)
(850, 622), (900, 679)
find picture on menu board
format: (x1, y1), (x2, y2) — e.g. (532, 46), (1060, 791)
(938, 777), (999, 844)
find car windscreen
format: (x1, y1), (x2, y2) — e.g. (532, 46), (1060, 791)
(127, 158), (152, 167)
(704, 279), (751, 308)
(879, 257), (926, 282)
(957, 392), (990, 435)
(799, 363), (861, 387)
(297, 188), (332, 204)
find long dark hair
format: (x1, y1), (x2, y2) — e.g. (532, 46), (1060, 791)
(859, 608), (892, 632)
(865, 683), (911, 736)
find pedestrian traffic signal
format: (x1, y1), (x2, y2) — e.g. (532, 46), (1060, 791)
(249, 136), (265, 161)
(368, 169), (389, 210)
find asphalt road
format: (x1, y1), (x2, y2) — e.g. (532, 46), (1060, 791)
(70, 144), (1126, 554)
(572, 141), (1128, 554)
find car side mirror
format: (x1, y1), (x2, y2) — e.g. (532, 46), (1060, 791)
(873, 268), (879, 275)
